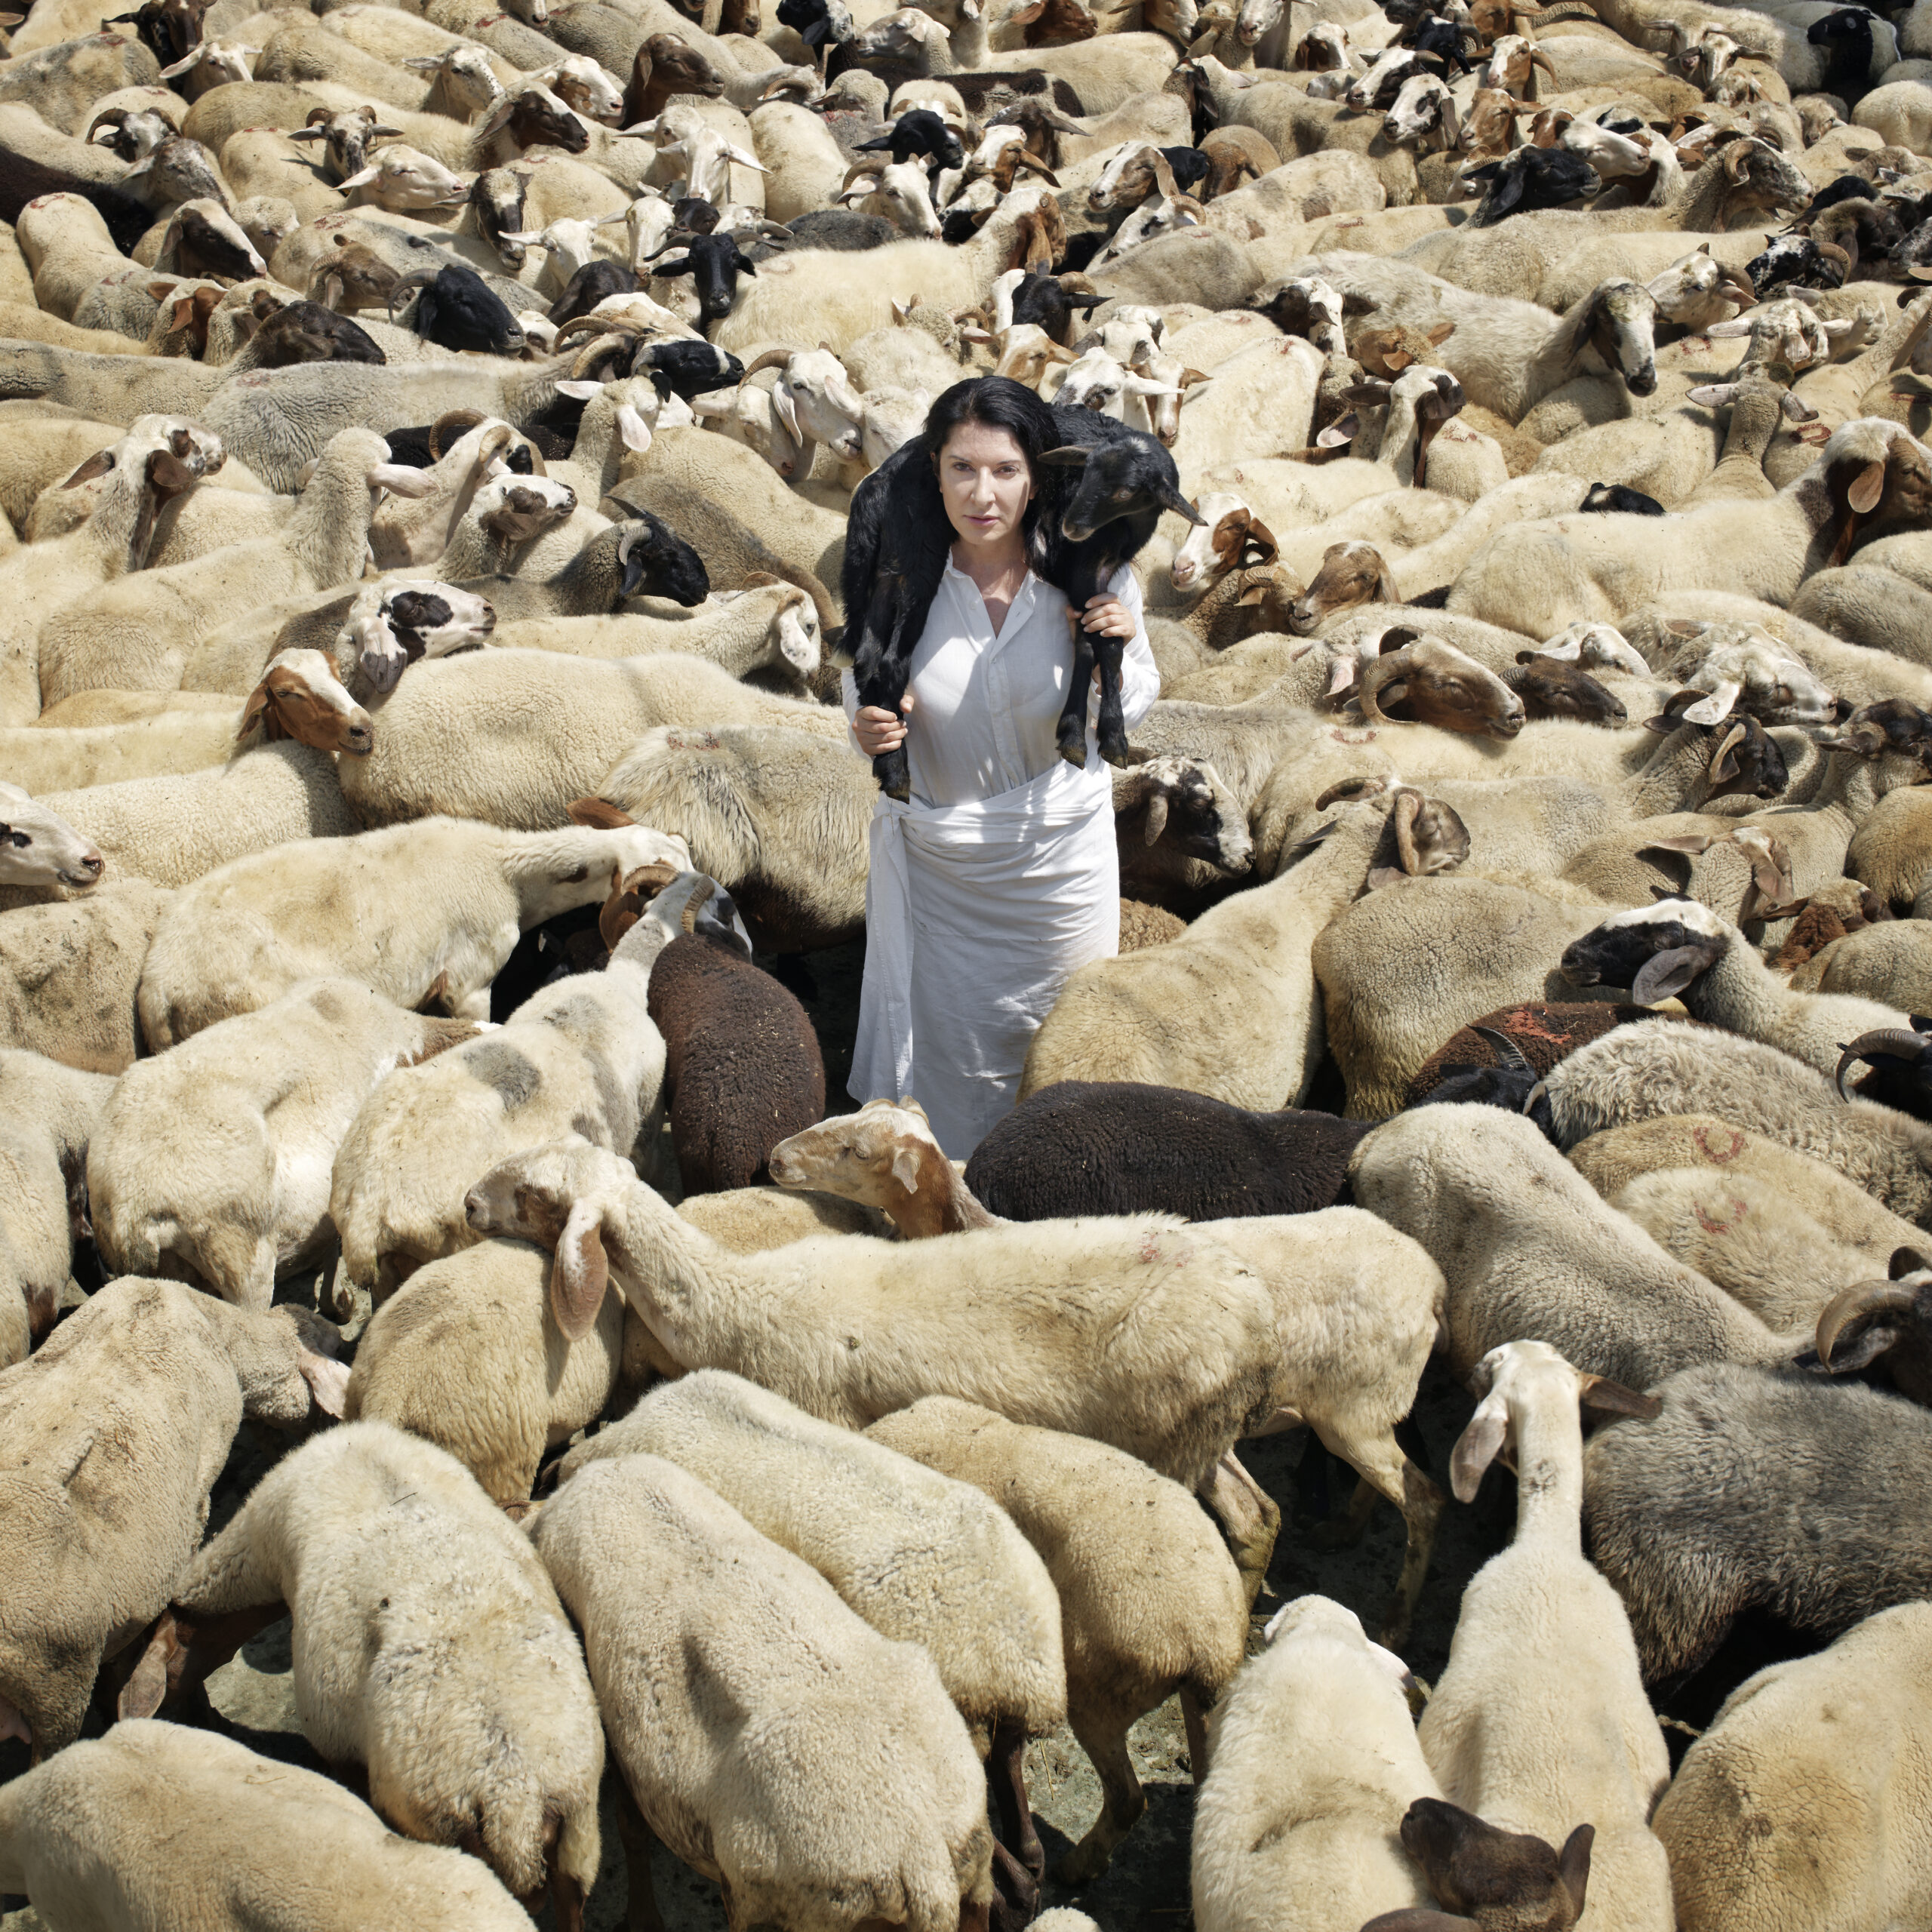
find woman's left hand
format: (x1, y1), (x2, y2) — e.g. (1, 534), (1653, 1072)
(1080, 595), (1134, 640)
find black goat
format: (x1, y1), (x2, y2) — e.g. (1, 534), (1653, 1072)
(389, 265), (524, 355)
(1746, 233), (1849, 293)
(546, 260), (636, 330)
(1401, 13), (1474, 71)
(1837, 1022), (1932, 1120)
(1581, 481), (1666, 514)
(962, 1079), (1374, 1220)
(1807, 6), (1883, 106)
(841, 404), (1202, 798)
(636, 338), (745, 402)
(1466, 145), (1601, 224)
(1008, 269), (1103, 344)
(460, 512), (710, 619)
(651, 233), (760, 326)
(777, 0), (849, 48)
(857, 106), (963, 169)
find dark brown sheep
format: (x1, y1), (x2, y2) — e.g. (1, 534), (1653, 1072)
(1404, 1000), (1663, 1106)
(646, 925), (826, 1196)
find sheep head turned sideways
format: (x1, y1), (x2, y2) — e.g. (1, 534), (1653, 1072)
(768, 1097), (946, 1211)
(1287, 543), (1398, 635)
(1360, 1798), (1593, 1932)
(1361, 785), (1469, 889)
(1817, 697), (1932, 761)
(1814, 1249), (1932, 1404)
(239, 650), (372, 756)
(1117, 753), (1254, 869)
(1560, 897), (1734, 1006)
(1358, 629), (1524, 740)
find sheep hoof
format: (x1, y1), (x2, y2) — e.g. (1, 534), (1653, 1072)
(1052, 1840), (1111, 1887)
(1099, 737), (1134, 770)
(1057, 738), (1088, 770)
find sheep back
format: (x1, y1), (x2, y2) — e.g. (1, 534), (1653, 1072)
(0, 879), (171, 1072)
(647, 934), (825, 1195)
(1583, 1362), (1932, 1681)
(343, 1238), (625, 1506)
(1405, 1001), (1661, 1104)
(963, 1079), (1371, 1221)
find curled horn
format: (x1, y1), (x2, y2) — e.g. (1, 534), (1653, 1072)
(1357, 643), (1415, 725)
(1835, 1028), (1932, 1100)
(385, 269), (436, 321)
(1470, 1023), (1535, 1074)
(738, 346), (801, 383)
(1392, 786), (1424, 874)
(1313, 774), (1391, 810)
(1143, 778), (1170, 845)
(1816, 1278), (1917, 1368)
(429, 408), (488, 458)
(1706, 718), (1746, 779)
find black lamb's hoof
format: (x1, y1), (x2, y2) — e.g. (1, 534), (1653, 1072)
(1098, 731), (1133, 770)
(872, 748), (911, 801)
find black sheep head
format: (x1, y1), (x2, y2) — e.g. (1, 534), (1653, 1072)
(1041, 434), (1204, 541)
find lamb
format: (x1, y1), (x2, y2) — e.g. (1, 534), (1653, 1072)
(0, 1048), (114, 1367)
(0, 1722), (535, 1929)
(1418, 1340), (1675, 1932)
(327, 863), (695, 1297)
(135, 815), (690, 1047)
(1558, 897), (1915, 1081)
(333, 648), (843, 830)
(529, 1451), (995, 1932)
(768, 1096), (1446, 1633)
(1538, 1017), (1932, 1227)
(0, 878), (171, 1072)
(1348, 1104), (1819, 1389)
(558, 1371), (1064, 1886)
(343, 1236), (627, 1505)
(1650, 1601), (1932, 1932)
(88, 978), (481, 1310)
(1583, 1360), (1932, 1681)
(0, 1275), (345, 1758)
(868, 1394), (1244, 1884)
(1190, 1595), (1444, 1932)
(124, 1421), (603, 1919)
(462, 1137), (1280, 1493)
(0, 781), (102, 892)
(34, 426), (438, 704)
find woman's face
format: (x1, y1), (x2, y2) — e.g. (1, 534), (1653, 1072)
(937, 420), (1035, 555)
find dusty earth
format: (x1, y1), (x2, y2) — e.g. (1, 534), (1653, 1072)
(0, 940), (1746, 1929)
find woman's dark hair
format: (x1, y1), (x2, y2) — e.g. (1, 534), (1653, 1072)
(921, 375), (1058, 574)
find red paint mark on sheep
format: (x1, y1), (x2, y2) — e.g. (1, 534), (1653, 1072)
(1694, 1195), (1746, 1235)
(1693, 1124), (1746, 1164)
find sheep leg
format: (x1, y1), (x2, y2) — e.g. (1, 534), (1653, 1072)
(989, 1838), (1038, 1930)
(1304, 1472), (1380, 1551)
(613, 1774), (666, 1932)
(987, 1714), (1043, 1883)
(1053, 1702), (1143, 1886)
(1200, 1451), (1281, 1609)
(1320, 1424), (1445, 1648)
(1180, 1687), (1211, 1783)
(1055, 590), (1100, 768)
(1091, 633), (1130, 768)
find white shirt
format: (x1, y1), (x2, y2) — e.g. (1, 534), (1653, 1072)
(841, 555), (1161, 1157)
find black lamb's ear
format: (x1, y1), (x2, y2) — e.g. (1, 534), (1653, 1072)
(1038, 445), (1093, 466)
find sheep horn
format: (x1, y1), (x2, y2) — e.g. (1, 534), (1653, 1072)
(429, 408), (488, 458)
(1357, 647), (1413, 725)
(737, 346), (799, 383)
(385, 269), (435, 321)
(1835, 1028), (1931, 1100)
(1143, 786), (1170, 844)
(1392, 786), (1423, 873)
(1471, 1024), (1536, 1074)
(1815, 1279), (1917, 1367)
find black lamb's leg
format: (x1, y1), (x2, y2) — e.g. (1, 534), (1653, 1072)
(1092, 629), (1129, 768)
(854, 567), (915, 802)
(1056, 560), (1100, 768)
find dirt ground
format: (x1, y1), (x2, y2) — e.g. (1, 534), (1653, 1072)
(0, 938), (1727, 1931)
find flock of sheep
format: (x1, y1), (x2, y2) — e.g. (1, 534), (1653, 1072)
(2, 0), (1932, 1912)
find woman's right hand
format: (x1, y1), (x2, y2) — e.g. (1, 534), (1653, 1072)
(856, 692), (914, 756)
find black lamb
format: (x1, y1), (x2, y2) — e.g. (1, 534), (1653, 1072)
(645, 896), (826, 1195)
(1807, 6), (1883, 106)
(1467, 146), (1601, 226)
(857, 106), (964, 169)
(1580, 481), (1666, 514)
(961, 1079), (1374, 1220)
(841, 402), (1204, 799)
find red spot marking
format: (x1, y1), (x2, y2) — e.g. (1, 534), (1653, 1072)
(1328, 726), (1377, 744)
(1693, 1123), (1746, 1164)
(1694, 1195), (1747, 1235)
(1139, 1232), (1160, 1264)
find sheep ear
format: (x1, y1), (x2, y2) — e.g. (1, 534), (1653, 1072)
(296, 1346), (350, 1418)
(1449, 1389), (1509, 1503)
(1679, 679), (1740, 725)
(617, 402), (654, 451)
(1576, 1375), (1662, 1420)
(1847, 456), (1886, 515)
(568, 796), (635, 829)
(368, 463), (438, 499)
(1630, 940), (1717, 1005)
(61, 448), (115, 488)
(889, 1143), (923, 1192)
(1316, 413), (1359, 448)
(238, 678), (272, 740)
(555, 379), (603, 399)
(1892, 1245), (1932, 1278)
(551, 1199), (609, 1341)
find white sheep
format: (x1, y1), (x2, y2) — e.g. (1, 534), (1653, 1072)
(531, 1449), (995, 1932)
(1420, 1340), (1675, 1932)
(869, 1395), (1247, 1885)
(462, 1137), (1280, 1493)
(0, 780), (101, 892)
(328, 865), (693, 1296)
(343, 1235), (628, 1504)
(0, 1721), (534, 1929)
(135, 814), (690, 1047)
(127, 1421), (604, 1917)
(0, 1275), (346, 1758)
(1191, 1595), (1441, 1932)
(558, 1371), (1067, 1795)
(0, 878), (171, 1071)
(88, 977), (482, 1310)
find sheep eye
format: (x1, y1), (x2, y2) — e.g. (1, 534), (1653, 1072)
(8, 832), (27, 848)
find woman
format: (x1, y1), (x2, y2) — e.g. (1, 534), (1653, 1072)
(844, 376), (1160, 1159)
